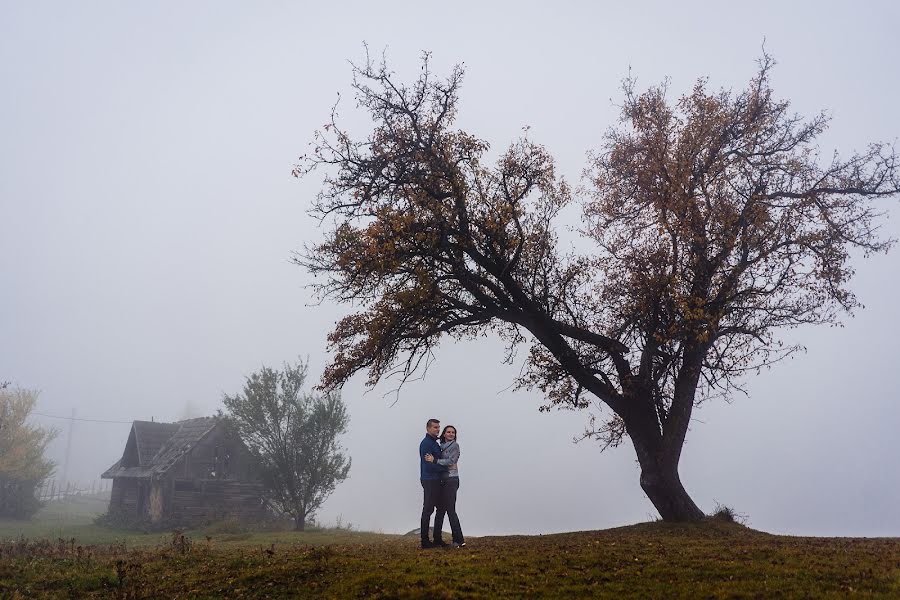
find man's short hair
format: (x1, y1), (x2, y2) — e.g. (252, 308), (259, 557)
(426, 418), (440, 428)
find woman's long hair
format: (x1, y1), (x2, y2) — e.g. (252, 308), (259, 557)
(439, 425), (457, 443)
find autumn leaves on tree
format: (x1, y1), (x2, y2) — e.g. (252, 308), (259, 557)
(0, 386), (57, 519)
(296, 52), (899, 521)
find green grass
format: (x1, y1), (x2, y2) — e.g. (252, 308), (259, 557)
(0, 496), (390, 548)
(2, 516), (899, 598)
(0, 495), (166, 547)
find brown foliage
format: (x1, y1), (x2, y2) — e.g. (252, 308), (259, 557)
(296, 51), (899, 520)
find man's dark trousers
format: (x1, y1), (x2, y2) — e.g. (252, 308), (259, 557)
(420, 479), (443, 543)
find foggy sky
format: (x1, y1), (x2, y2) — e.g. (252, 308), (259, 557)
(2, 1), (898, 537)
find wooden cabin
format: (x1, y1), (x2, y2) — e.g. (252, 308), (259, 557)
(101, 417), (268, 526)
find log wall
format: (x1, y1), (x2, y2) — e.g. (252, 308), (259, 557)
(168, 479), (268, 525)
(111, 479), (139, 512)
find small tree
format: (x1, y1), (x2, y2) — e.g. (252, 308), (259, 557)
(222, 360), (351, 531)
(0, 387), (57, 519)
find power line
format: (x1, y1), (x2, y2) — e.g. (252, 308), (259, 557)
(32, 411), (133, 424)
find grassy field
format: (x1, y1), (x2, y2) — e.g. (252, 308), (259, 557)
(0, 495), (388, 548)
(0, 495), (161, 547)
(1, 504), (899, 599)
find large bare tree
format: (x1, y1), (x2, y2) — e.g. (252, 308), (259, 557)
(295, 53), (899, 521)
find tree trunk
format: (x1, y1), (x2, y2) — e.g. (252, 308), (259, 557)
(638, 460), (704, 521)
(622, 346), (707, 522)
(291, 498), (308, 531)
(629, 419), (705, 522)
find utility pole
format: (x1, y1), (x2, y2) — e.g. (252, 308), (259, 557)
(61, 407), (75, 487)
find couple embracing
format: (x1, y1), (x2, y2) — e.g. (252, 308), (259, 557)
(419, 418), (465, 549)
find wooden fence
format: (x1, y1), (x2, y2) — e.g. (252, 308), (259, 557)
(35, 479), (111, 503)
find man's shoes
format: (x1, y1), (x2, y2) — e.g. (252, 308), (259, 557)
(433, 540), (450, 548)
(420, 540), (435, 549)
(452, 541), (466, 548)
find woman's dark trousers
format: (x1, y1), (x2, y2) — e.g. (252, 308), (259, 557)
(433, 477), (464, 544)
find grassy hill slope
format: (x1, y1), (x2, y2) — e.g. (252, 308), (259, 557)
(2, 520), (899, 598)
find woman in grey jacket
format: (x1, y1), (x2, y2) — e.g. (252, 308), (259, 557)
(432, 425), (465, 547)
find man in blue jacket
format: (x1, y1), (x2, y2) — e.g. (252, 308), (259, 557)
(419, 418), (448, 548)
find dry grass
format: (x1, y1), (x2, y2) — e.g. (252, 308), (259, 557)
(2, 520), (899, 598)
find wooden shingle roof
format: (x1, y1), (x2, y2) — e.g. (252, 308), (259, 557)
(133, 421), (182, 466)
(146, 417), (218, 476)
(101, 417), (219, 480)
